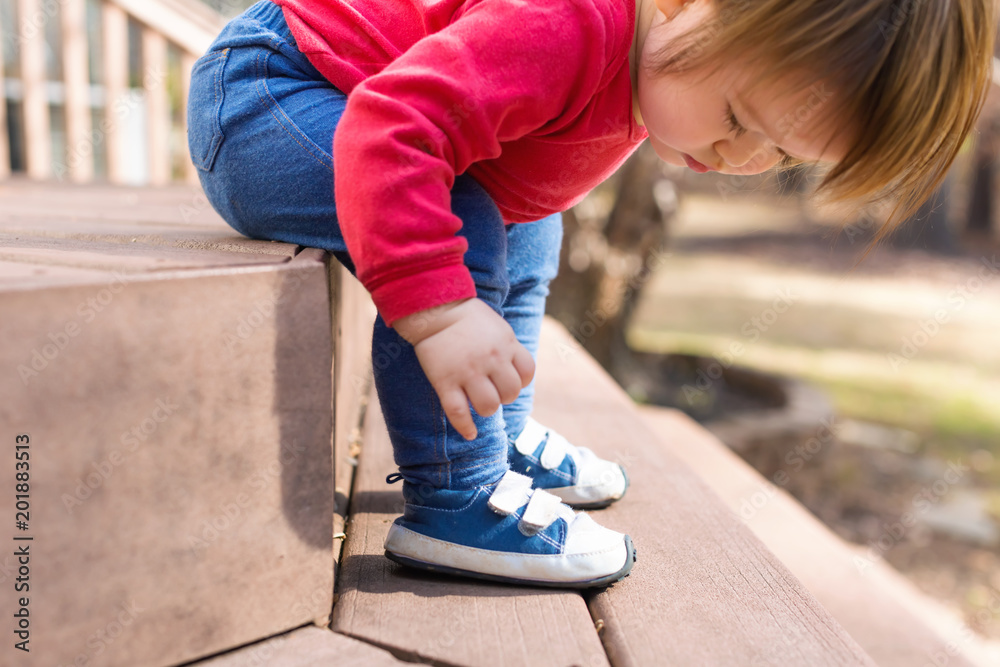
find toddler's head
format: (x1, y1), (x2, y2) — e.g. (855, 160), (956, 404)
(634, 0), (996, 236)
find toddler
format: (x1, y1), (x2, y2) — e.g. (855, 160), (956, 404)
(187, 0), (994, 587)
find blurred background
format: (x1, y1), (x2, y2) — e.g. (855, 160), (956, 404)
(1, 0), (998, 646)
(548, 117), (1000, 643)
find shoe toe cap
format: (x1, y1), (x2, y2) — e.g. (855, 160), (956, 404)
(549, 458), (627, 507)
(563, 514), (631, 576)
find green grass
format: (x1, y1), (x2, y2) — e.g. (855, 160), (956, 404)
(627, 328), (1000, 481)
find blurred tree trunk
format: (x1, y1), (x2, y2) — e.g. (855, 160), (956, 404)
(965, 123), (995, 234)
(546, 142), (676, 380)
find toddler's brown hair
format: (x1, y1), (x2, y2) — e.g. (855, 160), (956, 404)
(651, 0), (997, 241)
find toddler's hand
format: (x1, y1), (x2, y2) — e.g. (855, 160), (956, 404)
(392, 298), (535, 440)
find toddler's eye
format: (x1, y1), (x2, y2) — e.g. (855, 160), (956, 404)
(726, 105), (747, 139)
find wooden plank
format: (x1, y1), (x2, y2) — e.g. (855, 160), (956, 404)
(0, 259), (113, 290)
(62, 0), (94, 183)
(639, 405), (994, 667)
(331, 265), (376, 578)
(332, 384), (610, 667)
(180, 50), (199, 184)
(102, 0), (129, 185)
(532, 318), (877, 667)
(0, 181), (302, 294)
(0, 250), (334, 666)
(142, 26), (170, 185)
(189, 626), (408, 667)
(0, 178), (241, 227)
(0, 217), (297, 257)
(332, 271), (376, 507)
(0, 183), (301, 290)
(18, 0), (52, 179)
(0, 4), (11, 180)
(0, 234), (292, 274)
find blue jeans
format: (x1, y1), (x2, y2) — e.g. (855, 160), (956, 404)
(187, 0), (563, 489)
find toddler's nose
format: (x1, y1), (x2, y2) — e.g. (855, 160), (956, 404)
(716, 135), (778, 172)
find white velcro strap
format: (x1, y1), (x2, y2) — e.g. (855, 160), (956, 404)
(487, 470), (533, 516)
(520, 489), (575, 535)
(539, 430), (575, 470)
(513, 417), (550, 456)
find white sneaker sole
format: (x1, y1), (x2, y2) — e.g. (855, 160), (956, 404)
(383, 524), (636, 588)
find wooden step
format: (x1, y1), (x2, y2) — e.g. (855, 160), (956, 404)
(639, 404), (1000, 667)
(531, 318), (875, 666)
(0, 182), (348, 667)
(332, 317), (877, 666)
(331, 263), (378, 581)
(332, 383), (610, 666)
(188, 625), (407, 667)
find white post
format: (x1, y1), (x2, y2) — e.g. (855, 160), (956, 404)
(101, 0), (129, 184)
(142, 26), (169, 185)
(62, 0), (94, 182)
(18, 0), (52, 179)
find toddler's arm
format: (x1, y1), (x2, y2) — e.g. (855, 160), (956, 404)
(393, 299), (535, 440)
(333, 0), (614, 328)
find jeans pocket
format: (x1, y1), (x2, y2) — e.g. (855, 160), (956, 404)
(187, 48), (231, 172)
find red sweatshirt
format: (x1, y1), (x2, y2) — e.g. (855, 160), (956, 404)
(273, 0), (647, 325)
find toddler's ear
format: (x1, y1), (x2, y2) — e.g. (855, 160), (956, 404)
(653, 0), (700, 21)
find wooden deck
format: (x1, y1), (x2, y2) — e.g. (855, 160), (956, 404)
(0, 180), (990, 666)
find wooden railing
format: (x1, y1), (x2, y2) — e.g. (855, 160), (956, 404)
(0, 0), (225, 185)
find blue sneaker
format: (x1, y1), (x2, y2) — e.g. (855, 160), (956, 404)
(383, 470), (636, 588)
(508, 418), (629, 509)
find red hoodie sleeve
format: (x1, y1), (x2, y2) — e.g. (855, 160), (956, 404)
(332, 0), (613, 325)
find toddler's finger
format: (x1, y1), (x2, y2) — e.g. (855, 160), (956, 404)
(438, 388), (477, 440)
(465, 377), (501, 419)
(489, 365), (523, 405)
(512, 345), (535, 388)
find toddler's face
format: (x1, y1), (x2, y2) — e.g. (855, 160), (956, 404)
(636, 0), (854, 175)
